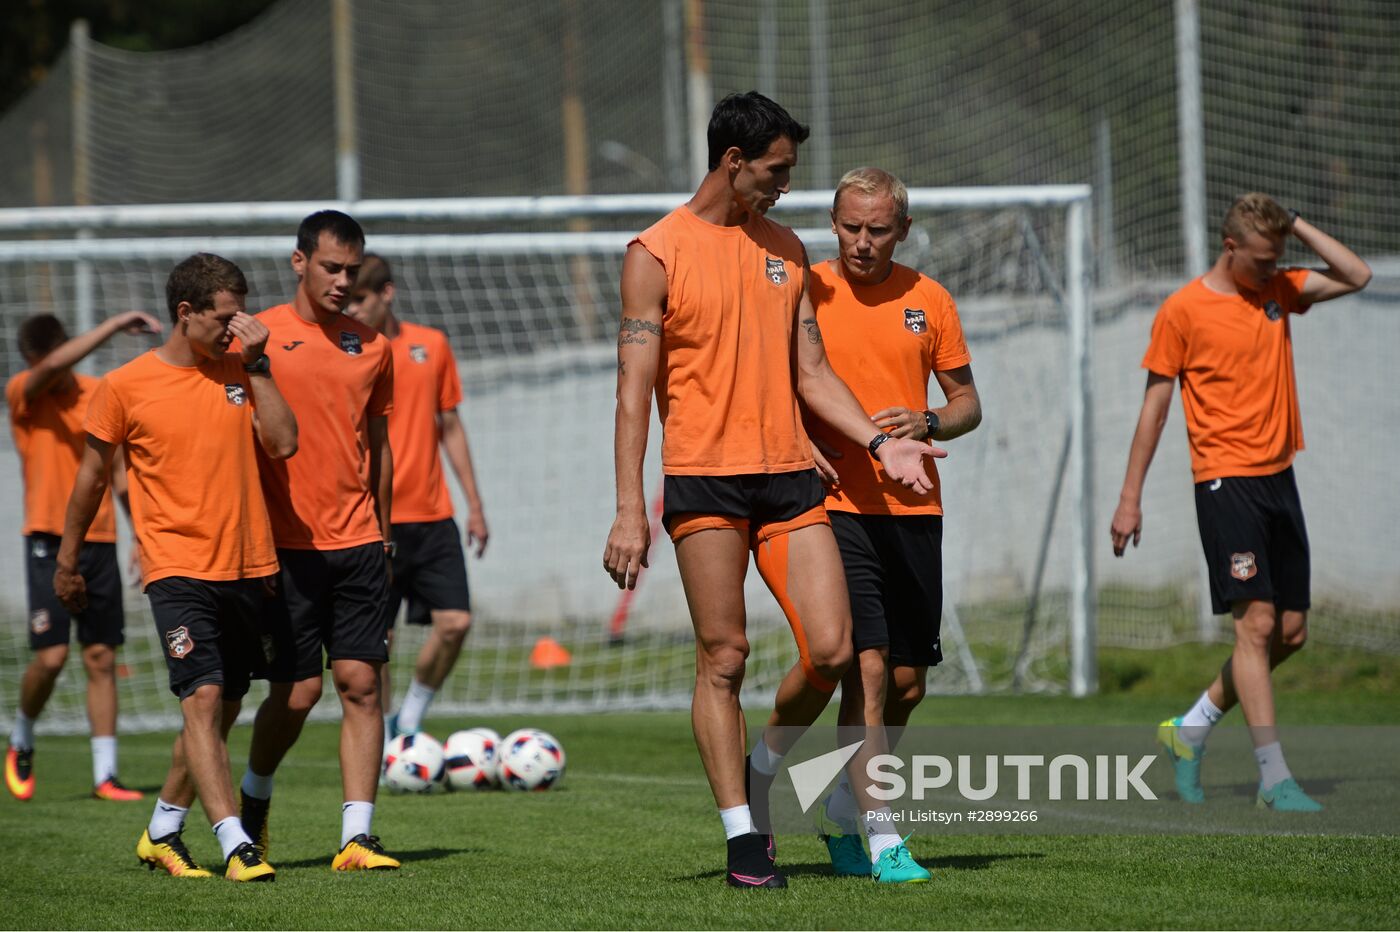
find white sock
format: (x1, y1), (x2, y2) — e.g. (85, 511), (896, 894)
(1254, 742), (1292, 790)
(341, 801), (374, 848)
(241, 768), (274, 801)
(1179, 691), (1224, 748)
(91, 735), (117, 785)
(148, 799), (189, 839)
(213, 816), (253, 861)
(750, 739), (784, 776)
(10, 711), (35, 750)
(864, 807), (901, 861)
(396, 680), (436, 735)
(719, 805), (755, 840)
(825, 775), (860, 834)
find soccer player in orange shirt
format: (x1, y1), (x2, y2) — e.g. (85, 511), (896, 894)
(603, 93), (942, 889)
(806, 167), (982, 882)
(5, 309), (160, 803)
(1111, 193), (1370, 811)
(55, 253), (295, 881)
(346, 254), (489, 737)
(238, 211), (401, 871)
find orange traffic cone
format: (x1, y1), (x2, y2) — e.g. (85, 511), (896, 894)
(530, 636), (572, 669)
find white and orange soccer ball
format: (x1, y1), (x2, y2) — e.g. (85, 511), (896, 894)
(382, 732), (446, 793)
(443, 729), (499, 791)
(497, 728), (566, 791)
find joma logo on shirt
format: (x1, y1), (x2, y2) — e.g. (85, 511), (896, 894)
(225, 384), (247, 406)
(765, 256), (788, 286)
(340, 331), (363, 355)
(409, 344), (428, 364)
(1263, 301), (1283, 321)
(904, 308), (927, 334)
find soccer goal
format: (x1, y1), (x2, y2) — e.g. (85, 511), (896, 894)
(0, 186), (1095, 733)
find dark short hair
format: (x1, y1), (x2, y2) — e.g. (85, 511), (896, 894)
(296, 210), (365, 257)
(354, 253), (393, 295)
(165, 253), (248, 323)
(18, 314), (68, 360)
(707, 91), (810, 171)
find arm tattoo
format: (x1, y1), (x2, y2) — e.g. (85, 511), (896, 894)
(801, 317), (822, 345)
(618, 316), (661, 348)
(618, 360), (626, 376)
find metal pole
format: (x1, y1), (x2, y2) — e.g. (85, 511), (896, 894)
(1066, 196), (1097, 696)
(70, 20), (96, 367)
(685, 0), (712, 187)
(758, 0), (777, 98)
(333, 0), (360, 201)
(1095, 114), (1116, 288)
(808, 0), (832, 188)
(662, 0), (687, 190)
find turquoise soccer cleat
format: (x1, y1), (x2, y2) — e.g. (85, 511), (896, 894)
(814, 802), (868, 877)
(1157, 716), (1205, 804)
(871, 837), (931, 884)
(1257, 777), (1323, 812)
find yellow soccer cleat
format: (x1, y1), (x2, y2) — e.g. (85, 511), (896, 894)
(5, 746), (34, 801)
(136, 829), (213, 878)
(1156, 716), (1205, 803)
(332, 834), (401, 872)
(224, 841), (276, 882)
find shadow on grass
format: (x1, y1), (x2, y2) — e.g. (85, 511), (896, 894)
(685, 851), (1045, 881)
(275, 846), (477, 869)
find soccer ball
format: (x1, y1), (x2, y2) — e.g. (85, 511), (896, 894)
(465, 726), (501, 748)
(443, 729), (499, 790)
(498, 728), (566, 791)
(382, 732), (445, 793)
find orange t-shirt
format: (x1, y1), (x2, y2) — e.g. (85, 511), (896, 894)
(255, 303), (394, 550)
(1142, 268), (1311, 483)
(632, 206), (813, 476)
(388, 321), (462, 523)
(809, 261), (971, 516)
(83, 351), (277, 586)
(7, 370), (116, 542)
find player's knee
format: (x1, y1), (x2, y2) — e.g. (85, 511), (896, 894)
(1232, 601), (1276, 650)
(181, 683), (225, 724)
(434, 611), (472, 645)
(286, 678), (324, 717)
(892, 672), (926, 713)
(32, 645), (69, 677)
(81, 644), (115, 677)
(1279, 617), (1308, 654)
(334, 668), (381, 710)
(698, 639), (749, 691)
(808, 640), (852, 688)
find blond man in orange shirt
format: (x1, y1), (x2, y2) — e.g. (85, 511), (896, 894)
(604, 93), (940, 889)
(346, 254), (489, 737)
(1112, 193), (1370, 811)
(5, 308), (159, 803)
(806, 167), (983, 882)
(56, 253), (296, 881)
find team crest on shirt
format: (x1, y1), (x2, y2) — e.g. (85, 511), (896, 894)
(224, 384), (247, 406)
(1230, 552), (1257, 581)
(409, 344), (428, 364)
(339, 331), (363, 356)
(904, 308), (927, 334)
(165, 626), (195, 660)
(30, 609), (50, 635)
(1263, 301), (1283, 321)
(765, 256), (788, 286)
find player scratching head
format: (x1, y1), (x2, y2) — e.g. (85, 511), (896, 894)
(164, 252), (250, 362)
(291, 209), (365, 320)
(345, 253), (396, 335)
(830, 167), (913, 287)
(1214, 193), (1291, 295)
(699, 91), (810, 224)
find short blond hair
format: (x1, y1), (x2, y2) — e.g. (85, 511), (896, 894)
(833, 167), (909, 220)
(1222, 193), (1291, 243)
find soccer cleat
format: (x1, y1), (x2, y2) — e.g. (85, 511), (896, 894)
(385, 713), (403, 740)
(94, 777), (144, 802)
(5, 746), (34, 801)
(1156, 717), (1205, 804)
(724, 833), (786, 889)
(332, 834), (401, 871)
(872, 837), (931, 884)
(1256, 777), (1323, 812)
(240, 791), (271, 859)
(743, 754), (777, 863)
(814, 799), (868, 877)
(224, 841), (276, 882)
(136, 829), (213, 878)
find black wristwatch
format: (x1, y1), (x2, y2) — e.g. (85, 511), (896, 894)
(868, 432), (892, 457)
(243, 353), (271, 375)
(1287, 208), (1301, 230)
(923, 409), (940, 440)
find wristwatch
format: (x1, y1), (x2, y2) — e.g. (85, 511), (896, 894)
(923, 409), (940, 440)
(243, 353), (271, 375)
(868, 432), (892, 457)
(383, 541), (397, 558)
(1287, 208), (1301, 230)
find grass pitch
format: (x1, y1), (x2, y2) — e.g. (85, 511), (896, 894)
(1, 645), (1398, 930)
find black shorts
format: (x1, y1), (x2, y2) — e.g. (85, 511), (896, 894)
(829, 512), (944, 668)
(25, 533), (124, 650)
(386, 519), (471, 626)
(662, 470), (826, 542)
(264, 543), (391, 681)
(147, 576), (268, 701)
(1194, 467), (1310, 615)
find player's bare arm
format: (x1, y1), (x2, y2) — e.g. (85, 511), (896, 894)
(792, 270), (944, 495)
(53, 435), (119, 614)
(368, 414), (393, 545)
(603, 243), (665, 590)
(438, 408), (490, 557)
(228, 311), (298, 459)
(1110, 372), (1175, 557)
(872, 364), (983, 441)
(23, 311), (162, 402)
(1290, 215), (1372, 304)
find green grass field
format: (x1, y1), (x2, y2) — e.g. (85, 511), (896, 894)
(2, 644), (1398, 930)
